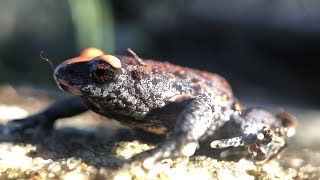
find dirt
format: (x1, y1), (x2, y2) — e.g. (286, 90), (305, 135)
(0, 85), (319, 179)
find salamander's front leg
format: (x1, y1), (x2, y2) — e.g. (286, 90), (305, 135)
(4, 97), (88, 134)
(132, 96), (214, 168)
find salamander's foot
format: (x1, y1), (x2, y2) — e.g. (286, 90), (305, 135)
(3, 120), (23, 134)
(3, 115), (53, 135)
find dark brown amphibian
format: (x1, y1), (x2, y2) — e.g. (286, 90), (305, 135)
(6, 48), (297, 168)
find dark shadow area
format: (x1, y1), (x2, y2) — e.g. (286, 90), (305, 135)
(0, 122), (186, 168)
(0, 124), (247, 169)
(0, 126), (131, 169)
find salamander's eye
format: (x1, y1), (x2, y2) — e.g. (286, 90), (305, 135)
(90, 55), (122, 84)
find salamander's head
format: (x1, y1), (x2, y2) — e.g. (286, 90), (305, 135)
(54, 48), (123, 97)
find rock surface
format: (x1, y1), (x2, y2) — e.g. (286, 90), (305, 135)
(0, 85), (319, 179)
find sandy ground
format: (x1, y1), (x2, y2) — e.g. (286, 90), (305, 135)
(0, 85), (319, 179)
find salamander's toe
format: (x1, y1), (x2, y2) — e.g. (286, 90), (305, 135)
(131, 148), (162, 169)
(2, 120), (25, 134)
(2, 115), (54, 135)
(131, 140), (198, 169)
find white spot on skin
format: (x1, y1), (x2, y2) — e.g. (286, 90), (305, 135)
(260, 146), (267, 155)
(287, 128), (295, 137)
(210, 140), (220, 148)
(233, 139), (241, 147)
(257, 133), (264, 140)
(243, 124), (266, 136)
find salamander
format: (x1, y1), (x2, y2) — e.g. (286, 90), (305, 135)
(5, 48), (297, 168)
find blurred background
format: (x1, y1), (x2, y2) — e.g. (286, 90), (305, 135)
(2, 1), (320, 176)
(0, 0), (320, 107)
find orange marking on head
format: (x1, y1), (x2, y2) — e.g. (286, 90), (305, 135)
(63, 48), (105, 65)
(93, 55), (122, 69)
(64, 56), (91, 64)
(80, 48), (104, 58)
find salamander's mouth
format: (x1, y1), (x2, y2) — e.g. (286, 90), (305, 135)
(55, 79), (82, 96)
(54, 63), (84, 96)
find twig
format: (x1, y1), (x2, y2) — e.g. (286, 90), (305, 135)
(40, 51), (55, 71)
(127, 48), (146, 66)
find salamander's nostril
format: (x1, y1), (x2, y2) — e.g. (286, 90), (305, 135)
(54, 63), (69, 81)
(65, 64), (71, 71)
